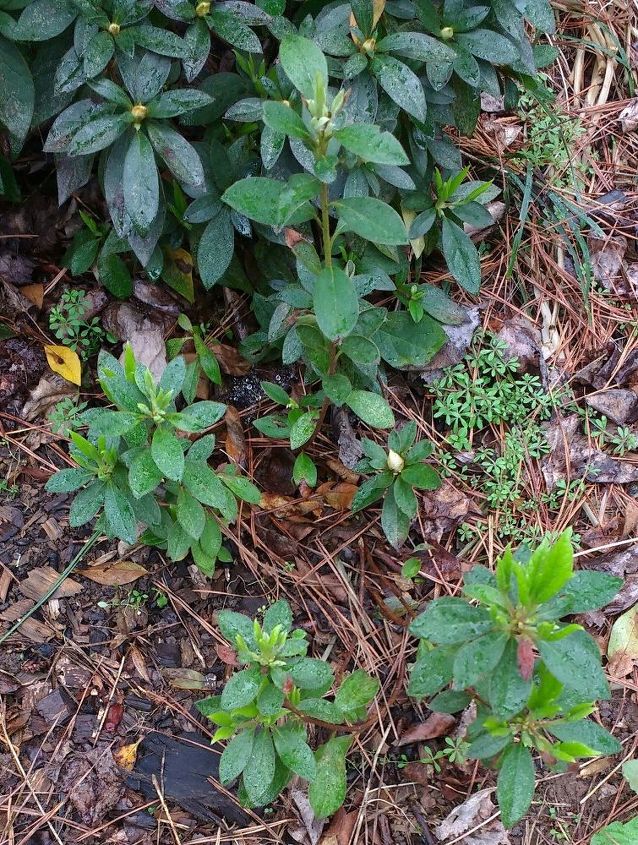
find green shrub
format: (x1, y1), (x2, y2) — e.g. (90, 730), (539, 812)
(197, 599), (379, 816)
(1, 0), (556, 429)
(408, 531), (622, 826)
(45, 344), (261, 574)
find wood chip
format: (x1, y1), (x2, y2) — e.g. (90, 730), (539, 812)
(19, 566), (83, 601)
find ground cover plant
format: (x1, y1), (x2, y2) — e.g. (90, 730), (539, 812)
(1, 0), (637, 843)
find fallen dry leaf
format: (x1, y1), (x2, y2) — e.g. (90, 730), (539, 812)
(0, 598), (56, 642)
(216, 643), (239, 666)
(319, 481), (357, 510)
(162, 668), (207, 689)
(21, 283), (44, 309)
(588, 234), (627, 290)
(290, 789), (325, 845)
(113, 739), (142, 771)
(104, 702), (124, 732)
(607, 603), (638, 677)
(542, 415), (638, 489)
(103, 302), (169, 380)
(210, 341), (251, 376)
(436, 788), (510, 844)
(397, 713), (456, 747)
(224, 405), (246, 466)
(22, 374), (76, 422)
(44, 344), (81, 386)
(619, 98), (638, 133)
(585, 389), (638, 425)
(418, 482), (476, 541)
(421, 308), (481, 383)
(496, 316), (542, 372)
(320, 808), (357, 845)
(79, 560), (147, 586)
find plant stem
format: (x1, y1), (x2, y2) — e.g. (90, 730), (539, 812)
(0, 528), (102, 646)
(320, 182), (332, 269)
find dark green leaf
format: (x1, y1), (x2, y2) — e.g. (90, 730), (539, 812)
(308, 736), (351, 819)
(538, 630), (609, 700)
(68, 113), (130, 156)
(219, 728), (255, 783)
(289, 411), (318, 450)
(97, 252), (133, 298)
(273, 723), (316, 780)
(371, 54), (426, 122)
(334, 670), (379, 716)
(441, 216), (481, 293)
(409, 597), (493, 644)
(0, 34), (34, 148)
(151, 424), (185, 481)
(123, 130), (159, 235)
(262, 100), (310, 140)
(408, 646), (455, 698)
(335, 196), (408, 245)
(400, 463), (439, 490)
(279, 34), (328, 99)
(128, 450), (163, 498)
(346, 390), (395, 428)
(221, 665), (262, 710)
(313, 265), (359, 340)
(290, 657), (334, 690)
(456, 30), (519, 64)
(381, 485), (410, 549)
(334, 124), (409, 165)
(497, 744), (535, 827)
(46, 468), (93, 493)
(242, 728), (276, 805)
(146, 121), (204, 189)
(376, 31), (456, 63)
(548, 720), (621, 755)
(375, 311), (446, 368)
(104, 483), (137, 543)
(176, 487), (206, 539)
(453, 631), (508, 688)
(293, 452), (317, 487)
(13, 0), (76, 41)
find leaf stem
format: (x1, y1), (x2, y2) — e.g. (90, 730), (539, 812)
(320, 182), (332, 269)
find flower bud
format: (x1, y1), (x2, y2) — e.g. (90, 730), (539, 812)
(131, 104), (148, 124)
(387, 449), (405, 474)
(195, 0), (211, 15)
(108, 21), (121, 35)
(440, 26), (454, 40)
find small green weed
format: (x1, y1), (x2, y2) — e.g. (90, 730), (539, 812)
(48, 290), (107, 360)
(432, 334), (553, 452)
(516, 81), (591, 191)
(49, 397), (89, 436)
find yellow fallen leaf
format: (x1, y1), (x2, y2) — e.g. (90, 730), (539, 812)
(113, 739), (142, 771)
(44, 345), (81, 386)
(21, 283), (44, 309)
